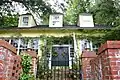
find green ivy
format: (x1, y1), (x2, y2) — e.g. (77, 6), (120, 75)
(52, 51), (58, 57)
(20, 53), (33, 80)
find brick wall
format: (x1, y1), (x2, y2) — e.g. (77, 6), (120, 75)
(81, 50), (97, 80)
(0, 40), (21, 80)
(90, 41), (120, 80)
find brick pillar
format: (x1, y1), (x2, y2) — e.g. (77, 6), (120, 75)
(90, 55), (103, 80)
(81, 50), (97, 80)
(0, 40), (21, 80)
(97, 41), (120, 80)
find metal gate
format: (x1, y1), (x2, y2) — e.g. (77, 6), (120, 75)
(36, 58), (82, 80)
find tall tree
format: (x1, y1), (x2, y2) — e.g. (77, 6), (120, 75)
(0, 0), (55, 26)
(91, 0), (120, 27)
(0, 15), (18, 27)
(64, 0), (91, 25)
(64, 0), (120, 45)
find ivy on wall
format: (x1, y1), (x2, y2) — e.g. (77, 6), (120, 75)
(19, 53), (34, 80)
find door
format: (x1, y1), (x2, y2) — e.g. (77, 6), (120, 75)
(51, 46), (69, 66)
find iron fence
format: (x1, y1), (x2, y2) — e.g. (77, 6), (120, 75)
(36, 57), (82, 80)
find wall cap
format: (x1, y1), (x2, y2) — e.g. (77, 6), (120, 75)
(0, 40), (17, 54)
(97, 41), (120, 55)
(81, 50), (97, 58)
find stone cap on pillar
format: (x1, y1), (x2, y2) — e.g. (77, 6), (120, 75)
(0, 40), (17, 54)
(81, 50), (97, 58)
(97, 41), (120, 55)
(23, 48), (37, 58)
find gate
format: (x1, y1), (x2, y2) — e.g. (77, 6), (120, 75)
(36, 58), (82, 80)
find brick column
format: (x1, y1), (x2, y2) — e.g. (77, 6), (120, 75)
(0, 40), (21, 80)
(81, 50), (97, 80)
(97, 41), (120, 80)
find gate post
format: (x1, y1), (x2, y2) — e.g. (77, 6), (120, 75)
(81, 50), (97, 80)
(96, 41), (120, 80)
(0, 40), (21, 80)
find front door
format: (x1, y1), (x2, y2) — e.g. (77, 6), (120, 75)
(51, 46), (69, 66)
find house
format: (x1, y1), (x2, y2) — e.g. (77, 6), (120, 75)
(0, 13), (111, 68)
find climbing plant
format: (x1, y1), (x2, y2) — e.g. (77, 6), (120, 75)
(39, 35), (74, 57)
(19, 53), (33, 80)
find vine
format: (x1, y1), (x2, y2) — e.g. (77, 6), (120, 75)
(39, 35), (74, 57)
(52, 51), (58, 57)
(19, 53), (33, 80)
(61, 51), (66, 57)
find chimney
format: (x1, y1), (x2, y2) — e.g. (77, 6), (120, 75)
(49, 13), (63, 27)
(77, 13), (94, 27)
(18, 13), (37, 27)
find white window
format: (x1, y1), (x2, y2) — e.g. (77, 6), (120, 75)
(22, 17), (29, 26)
(5, 38), (39, 54)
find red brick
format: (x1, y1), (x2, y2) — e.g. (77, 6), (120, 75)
(110, 61), (116, 65)
(109, 58), (119, 62)
(105, 76), (109, 79)
(0, 78), (6, 80)
(111, 66), (120, 70)
(111, 71), (118, 75)
(110, 75), (120, 79)
(116, 61), (120, 66)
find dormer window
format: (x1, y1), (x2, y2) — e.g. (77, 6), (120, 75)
(77, 13), (94, 27)
(53, 15), (59, 20)
(49, 13), (63, 27)
(22, 17), (29, 26)
(18, 13), (36, 28)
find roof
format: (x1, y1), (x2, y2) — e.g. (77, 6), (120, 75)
(19, 13), (32, 16)
(79, 13), (92, 16)
(0, 24), (111, 30)
(50, 13), (63, 15)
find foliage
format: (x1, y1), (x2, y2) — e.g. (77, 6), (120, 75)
(64, 0), (120, 44)
(0, 15), (18, 27)
(40, 35), (73, 57)
(61, 52), (65, 57)
(36, 57), (51, 79)
(20, 53), (32, 80)
(91, 0), (120, 26)
(64, 0), (91, 24)
(19, 73), (34, 80)
(102, 30), (120, 41)
(0, 0), (55, 25)
(52, 50), (58, 57)
(64, 0), (120, 27)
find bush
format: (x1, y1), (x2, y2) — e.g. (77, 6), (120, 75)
(19, 53), (33, 80)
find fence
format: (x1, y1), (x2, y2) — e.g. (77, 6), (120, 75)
(36, 57), (82, 80)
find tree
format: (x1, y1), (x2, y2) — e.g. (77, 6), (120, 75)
(64, 0), (120, 45)
(64, 0), (91, 25)
(0, 15), (18, 27)
(91, 0), (120, 27)
(91, 0), (120, 43)
(0, 0), (55, 25)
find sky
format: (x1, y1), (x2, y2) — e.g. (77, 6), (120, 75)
(13, 0), (66, 14)
(47, 0), (67, 13)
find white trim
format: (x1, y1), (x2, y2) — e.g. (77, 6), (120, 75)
(9, 39), (11, 44)
(17, 38), (21, 55)
(49, 45), (72, 68)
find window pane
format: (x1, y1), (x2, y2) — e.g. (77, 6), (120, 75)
(22, 17), (29, 26)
